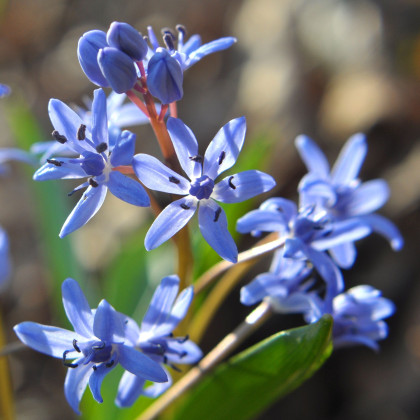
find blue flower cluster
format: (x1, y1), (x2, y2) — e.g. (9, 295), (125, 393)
(14, 276), (201, 413)
(237, 134), (402, 349)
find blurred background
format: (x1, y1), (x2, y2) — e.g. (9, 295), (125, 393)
(0, 0), (419, 419)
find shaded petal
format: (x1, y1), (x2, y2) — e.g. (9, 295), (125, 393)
(167, 117), (201, 179)
(141, 373), (172, 398)
(88, 358), (117, 403)
(59, 184), (107, 237)
(62, 278), (94, 337)
(145, 197), (197, 250)
(240, 273), (288, 306)
(64, 361), (92, 415)
(345, 179), (389, 215)
(298, 175), (337, 206)
(14, 322), (82, 358)
(91, 89), (109, 147)
(93, 300), (125, 343)
(133, 154), (190, 194)
(295, 135), (330, 178)
(109, 102), (150, 127)
(119, 344), (168, 382)
(236, 210), (287, 235)
(110, 130), (135, 167)
(198, 199), (237, 263)
(116, 370), (146, 407)
(329, 242), (357, 269)
(107, 171), (150, 206)
(260, 198), (297, 224)
(180, 34), (202, 55)
(212, 170), (275, 203)
(331, 133), (367, 186)
(357, 213), (404, 250)
(0, 148), (37, 168)
(203, 117), (246, 179)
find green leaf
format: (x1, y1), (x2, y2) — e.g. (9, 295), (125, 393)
(172, 315), (333, 420)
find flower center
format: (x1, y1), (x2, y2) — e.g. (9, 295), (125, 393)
(189, 175), (214, 200)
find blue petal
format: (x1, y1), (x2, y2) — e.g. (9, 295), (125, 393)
(331, 133), (367, 186)
(109, 102), (151, 127)
(107, 22), (148, 61)
(110, 130), (135, 167)
(93, 300), (125, 343)
(13, 322), (82, 358)
(295, 135), (330, 178)
(142, 374), (172, 398)
(186, 37), (237, 69)
(119, 344), (168, 382)
(0, 148), (37, 168)
(98, 47), (137, 94)
(62, 278), (94, 338)
(88, 358), (117, 403)
(212, 170), (275, 203)
(198, 200), (238, 263)
(170, 286), (194, 329)
(33, 161), (87, 181)
(203, 117), (247, 180)
(298, 175), (337, 206)
(116, 371), (146, 407)
(59, 184), (107, 237)
(167, 117), (201, 179)
(133, 154), (190, 194)
(357, 213), (403, 250)
(147, 49), (183, 104)
(64, 361), (92, 414)
(140, 275), (180, 337)
(145, 197), (197, 250)
(77, 30), (110, 87)
(0, 227), (10, 287)
(180, 34), (202, 55)
(344, 179), (389, 215)
(329, 242), (357, 269)
(260, 198), (298, 224)
(91, 89), (109, 147)
(165, 339), (202, 364)
(236, 210), (287, 235)
(107, 171), (150, 206)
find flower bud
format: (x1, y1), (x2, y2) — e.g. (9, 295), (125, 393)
(147, 49), (183, 104)
(77, 30), (109, 87)
(98, 47), (137, 94)
(107, 22), (148, 61)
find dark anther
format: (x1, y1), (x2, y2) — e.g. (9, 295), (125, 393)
(155, 344), (166, 356)
(214, 207), (222, 222)
(163, 32), (175, 50)
(169, 362), (182, 372)
(218, 151), (226, 165)
(180, 203), (190, 210)
(73, 339), (81, 353)
(169, 176), (180, 184)
(92, 365), (97, 371)
(176, 24), (187, 35)
(62, 350), (78, 368)
(189, 155), (203, 163)
(176, 334), (189, 344)
(95, 142), (108, 153)
(276, 207), (284, 213)
(89, 178), (99, 188)
(124, 320), (128, 325)
(106, 360), (115, 368)
(92, 341), (106, 350)
(163, 355), (168, 364)
(228, 176), (236, 189)
(77, 124), (86, 140)
(47, 159), (62, 167)
(52, 130), (67, 144)
(179, 351), (188, 359)
(161, 27), (176, 38)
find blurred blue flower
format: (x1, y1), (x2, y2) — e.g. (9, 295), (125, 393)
(0, 84), (10, 98)
(14, 278), (167, 414)
(295, 134), (403, 268)
(34, 88), (150, 237)
(133, 116), (275, 262)
(0, 227), (10, 288)
(116, 275), (202, 407)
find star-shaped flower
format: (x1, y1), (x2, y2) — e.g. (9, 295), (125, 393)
(133, 116), (275, 262)
(33, 88), (150, 237)
(14, 278), (167, 414)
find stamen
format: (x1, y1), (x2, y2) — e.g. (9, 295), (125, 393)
(228, 176), (236, 189)
(95, 142), (108, 153)
(92, 365), (97, 371)
(73, 339), (81, 353)
(177, 334), (189, 344)
(176, 24), (186, 35)
(77, 124), (86, 140)
(47, 159), (62, 167)
(163, 32), (175, 50)
(169, 176), (180, 184)
(52, 130), (67, 144)
(218, 151), (226, 165)
(189, 155), (203, 163)
(180, 203), (190, 210)
(214, 207), (222, 222)
(89, 178), (99, 188)
(62, 350), (78, 368)
(169, 362), (182, 372)
(106, 360), (114, 368)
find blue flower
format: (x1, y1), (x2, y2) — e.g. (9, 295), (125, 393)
(0, 84), (11, 98)
(14, 278), (167, 414)
(307, 285), (395, 351)
(0, 227), (11, 288)
(295, 134), (403, 268)
(33, 88), (150, 237)
(116, 275), (202, 407)
(133, 116), (275, 262)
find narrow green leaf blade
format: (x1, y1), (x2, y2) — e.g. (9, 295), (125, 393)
(174, 315), (333, 420)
